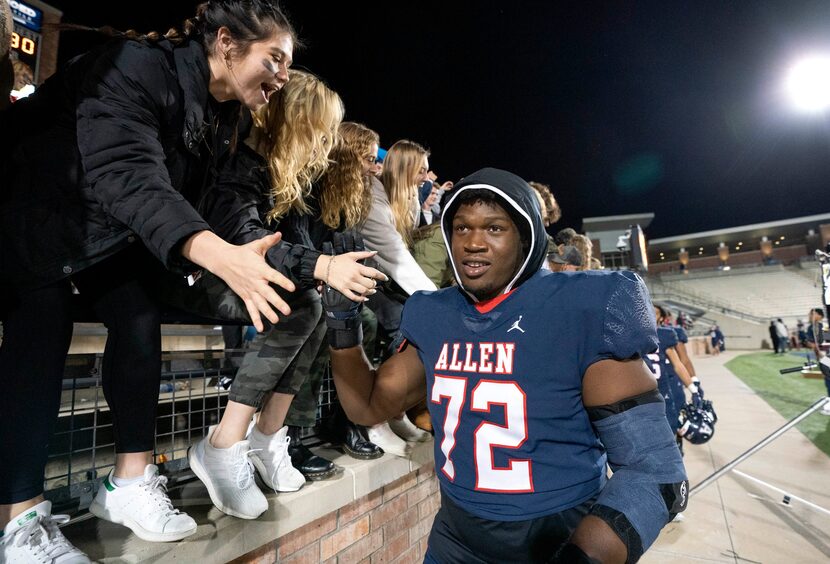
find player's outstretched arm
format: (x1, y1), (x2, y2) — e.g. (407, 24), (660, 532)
(330, 345), (427, 427)
(321, 272), (426, 425)
(556, 358), (688, 564)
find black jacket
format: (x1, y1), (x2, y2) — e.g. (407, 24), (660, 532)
(0, 37), (242, 290)
(200, 143), (324, 289)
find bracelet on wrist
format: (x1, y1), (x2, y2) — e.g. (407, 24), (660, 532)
(325, 255), (336, 285)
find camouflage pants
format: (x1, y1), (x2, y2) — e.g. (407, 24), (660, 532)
(228, 288), (325, 408)
(284, 307), (378, 427)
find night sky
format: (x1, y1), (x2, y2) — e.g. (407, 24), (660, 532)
(42, 0), (830, 239)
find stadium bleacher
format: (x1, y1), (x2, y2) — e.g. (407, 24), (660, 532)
(656, 264), (822, 326)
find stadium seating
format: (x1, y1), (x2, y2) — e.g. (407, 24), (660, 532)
(655, 264), (821, 326)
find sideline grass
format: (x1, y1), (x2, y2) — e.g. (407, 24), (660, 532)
(725, 351), (830, 457)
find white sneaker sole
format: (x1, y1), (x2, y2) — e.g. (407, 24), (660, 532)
(188, 444), (266, 520)
(250, 455), (305, 493)
(88, 500), (196, 542)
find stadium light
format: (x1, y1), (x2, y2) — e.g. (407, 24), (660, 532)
(786, 55), (830, 113)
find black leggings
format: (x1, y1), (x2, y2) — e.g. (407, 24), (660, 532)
(0, 247), (162, 504)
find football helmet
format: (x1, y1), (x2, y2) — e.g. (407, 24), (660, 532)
(679, 404), (715, 444)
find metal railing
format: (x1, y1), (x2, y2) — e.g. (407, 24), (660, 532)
(44, 349), (338, 515)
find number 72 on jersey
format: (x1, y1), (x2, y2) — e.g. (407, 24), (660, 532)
(431, 375), (533, 493)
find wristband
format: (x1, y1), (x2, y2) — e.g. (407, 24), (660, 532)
(328, 323), (363, 350)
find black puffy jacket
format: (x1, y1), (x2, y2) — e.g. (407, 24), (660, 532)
(0, 37), (242, 291)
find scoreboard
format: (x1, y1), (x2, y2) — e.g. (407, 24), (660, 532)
(8, 0), (60, 86)
(9, 0), (43, 79)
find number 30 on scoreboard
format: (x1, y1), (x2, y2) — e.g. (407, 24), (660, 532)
(11, 31), (37, 56)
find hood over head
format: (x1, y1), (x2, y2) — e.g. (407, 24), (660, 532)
(440, 167), (548, 301)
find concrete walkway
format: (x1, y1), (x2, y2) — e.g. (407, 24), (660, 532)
(643, 351), (830, 564)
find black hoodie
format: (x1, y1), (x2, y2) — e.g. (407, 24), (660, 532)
(440, 167), (548, 301)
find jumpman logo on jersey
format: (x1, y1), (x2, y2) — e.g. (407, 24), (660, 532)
(507, 315), (525, 333)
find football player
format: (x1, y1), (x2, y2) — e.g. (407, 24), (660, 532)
(650, 305), (698, 452)
(322, 168), (688, 563)
(662, 309), (705, 401)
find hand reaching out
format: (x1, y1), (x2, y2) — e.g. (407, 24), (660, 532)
(317, 232), (389, 302)
(182, 231), (296, 332)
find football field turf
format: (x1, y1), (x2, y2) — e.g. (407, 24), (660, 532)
(725, 351), (830, 457)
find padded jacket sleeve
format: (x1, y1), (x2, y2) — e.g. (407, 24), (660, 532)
(200, 146), (321, 288)
(75, 41), (209, 270)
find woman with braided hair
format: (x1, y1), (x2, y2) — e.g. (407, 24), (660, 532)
(0, 2), (336, 561)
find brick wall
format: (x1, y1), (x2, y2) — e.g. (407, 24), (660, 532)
(234, 463), (441, 564)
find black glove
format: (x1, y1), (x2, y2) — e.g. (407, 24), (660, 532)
(332, 230), (385, 284)
(321, 240), (363, 349)
(332, 230), (364, 254)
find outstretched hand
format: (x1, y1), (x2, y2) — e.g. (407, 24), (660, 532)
(317, 232), (389, 303)
(182, 231), (295, 332)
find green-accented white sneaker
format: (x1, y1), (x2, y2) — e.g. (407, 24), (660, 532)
(248, 425), (306, 493)
(0, 500), (90, 563)
(188, 429), (268, 519)
(89, 465), (197, 542)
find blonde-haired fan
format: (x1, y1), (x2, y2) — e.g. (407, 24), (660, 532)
(189, 71), (388, 520)
(283, 121), (388, 472)
(317, 121), (379, 230)
(359, 139), (438, 455)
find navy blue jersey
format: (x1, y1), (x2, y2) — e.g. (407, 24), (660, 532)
(654, 327), (679, 379)
(400, 269), (657, 521)
(650, 327), (681, 431)
(665, 328), (688, 412)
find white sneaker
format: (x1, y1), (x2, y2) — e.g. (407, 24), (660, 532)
(388, 414), (430, 443)
(367, 422), (412, 458)
(820, 403), (830, 416)
(248, 425), (306, 493)
(1, 500), (90, 563)
(672, 513), (686, 522)
(89, 465), (196, 542)
(188, 430), (268, 519)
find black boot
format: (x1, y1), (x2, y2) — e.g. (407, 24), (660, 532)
(342, 420), (384, 460)
(320, 404), (384, 460)
(287, 425), (337, 481)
